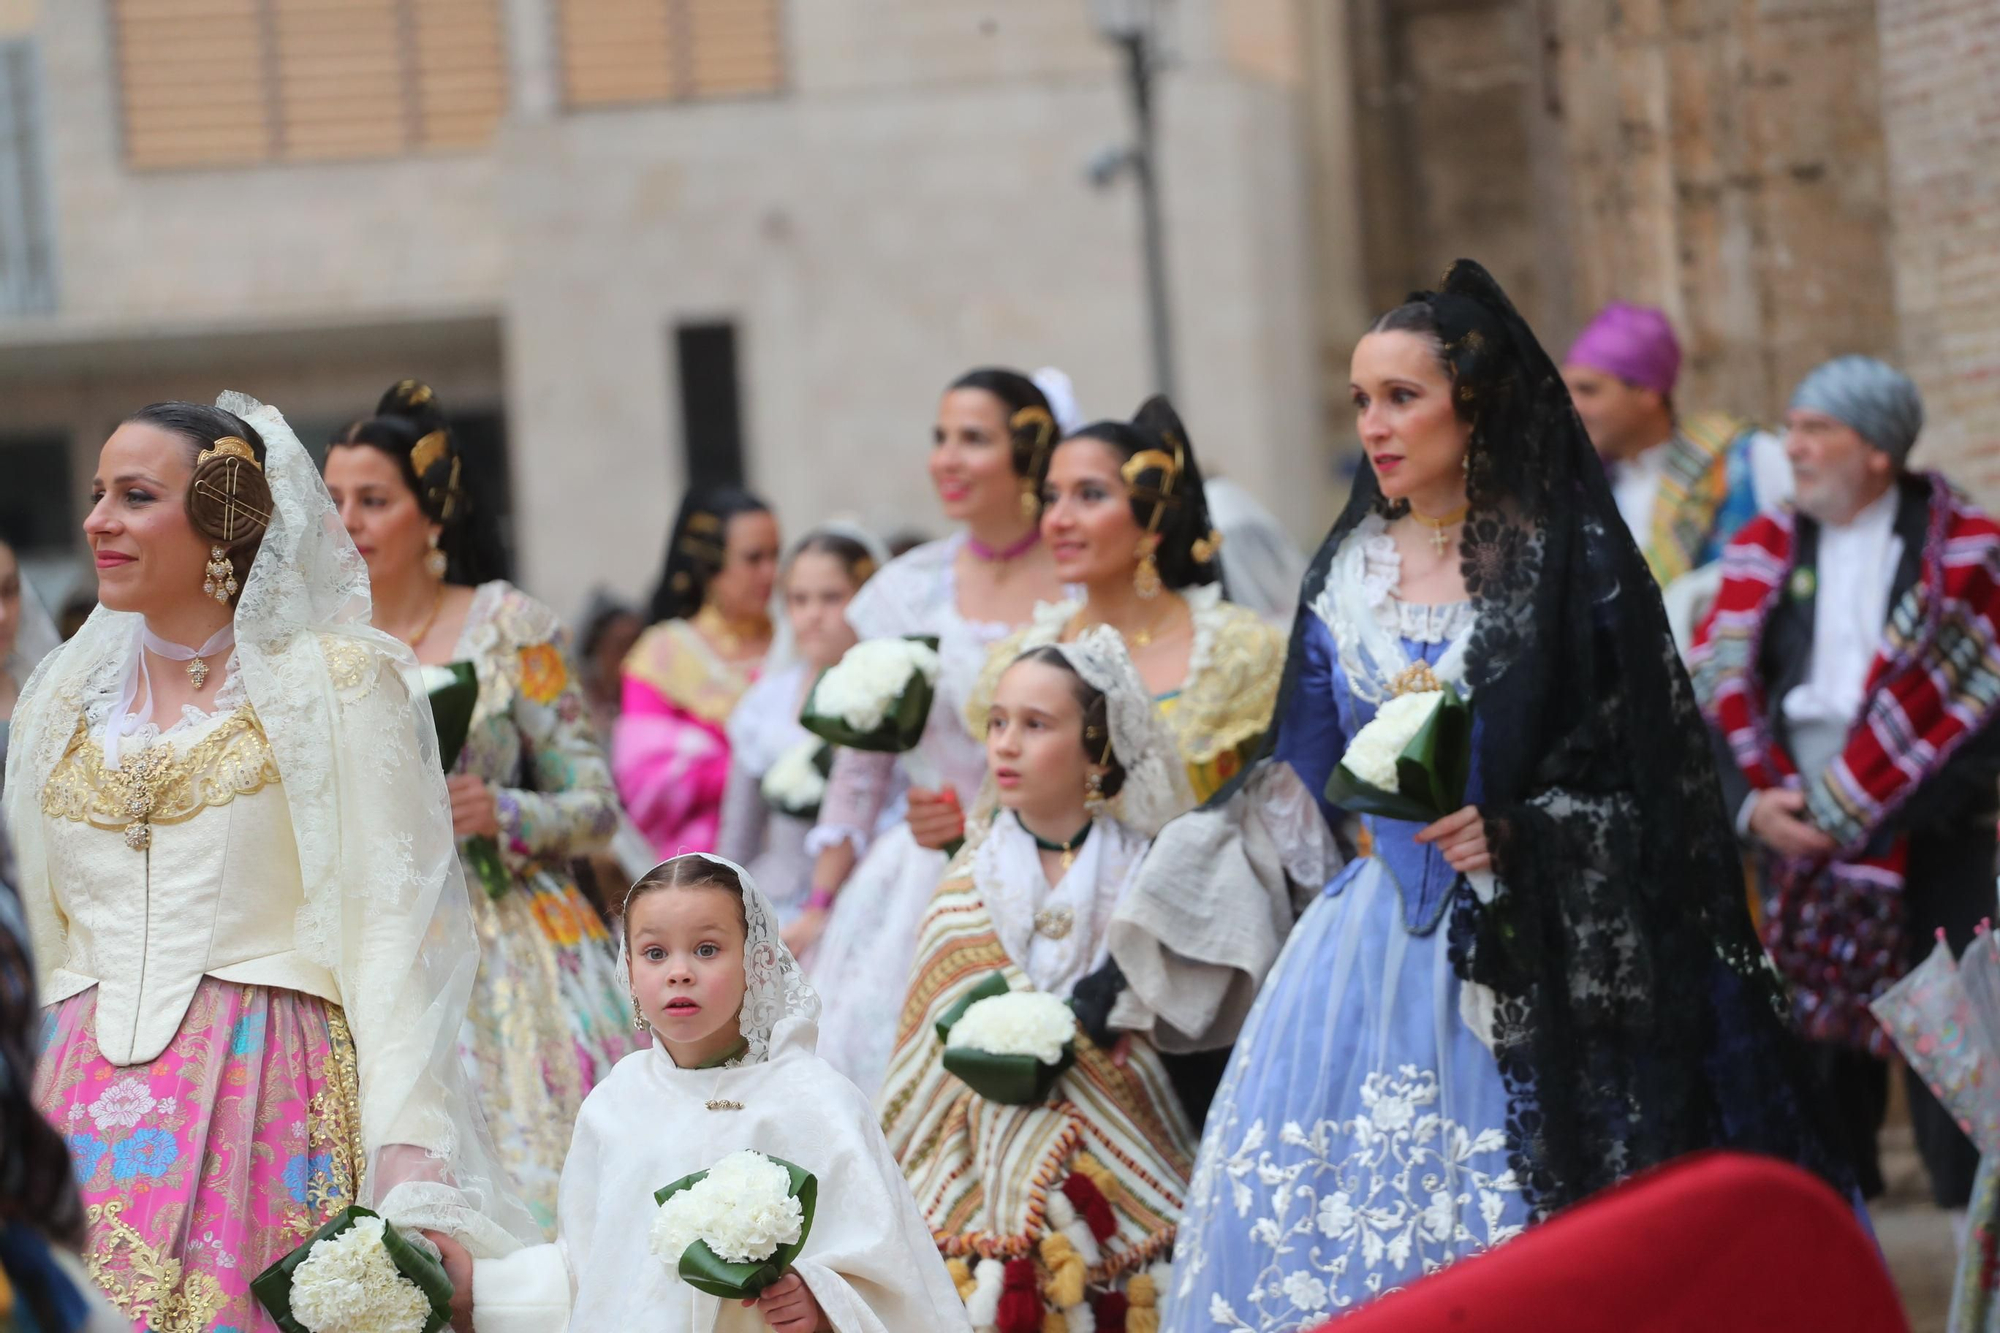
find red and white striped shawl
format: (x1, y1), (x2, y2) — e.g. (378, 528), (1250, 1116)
(1690, 472), (2000, 1051)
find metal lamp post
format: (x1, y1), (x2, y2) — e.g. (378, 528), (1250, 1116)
(1088, 0), (1177, 402)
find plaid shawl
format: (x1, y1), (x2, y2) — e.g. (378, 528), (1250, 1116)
(1691, 473), (2000, 1052)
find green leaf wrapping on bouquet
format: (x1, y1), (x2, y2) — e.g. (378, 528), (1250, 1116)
(933, 972), (1077, 1106)
(464, 835), (510, 900)
(652, 1158), (819, 1301)
(250, 1205), (454, 1333)
(1323, 685), (1474, 825)
(799, 636), (940, 753)
(425, 661), (480, 769)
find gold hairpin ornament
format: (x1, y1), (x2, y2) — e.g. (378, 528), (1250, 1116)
(686, 512), (723, 535)
(395, 379), (434, 407)
(410, 429), (450, 478)
(1191, 529), (1224, 564)
(197, 437), (262, 471)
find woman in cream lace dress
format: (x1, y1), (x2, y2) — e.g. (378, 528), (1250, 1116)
(10, 395), (536, 1332)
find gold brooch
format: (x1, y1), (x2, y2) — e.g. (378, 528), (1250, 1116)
(1033, 906), (1075, 941)
(1390, 661), (1443, 698)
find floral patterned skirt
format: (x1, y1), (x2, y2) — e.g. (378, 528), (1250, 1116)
(33, 979), (362, 1333)
(461, 861), (639, 1234)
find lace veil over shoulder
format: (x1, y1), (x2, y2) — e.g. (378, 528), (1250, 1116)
(2, 392), (540, 1255)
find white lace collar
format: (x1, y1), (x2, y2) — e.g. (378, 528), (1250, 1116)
(1314, 513), (1479, 705)
(973, 811), (1147, 996)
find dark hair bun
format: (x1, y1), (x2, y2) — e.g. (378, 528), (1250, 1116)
(187, 440), (273, 548)
(126, 402), (274, 602)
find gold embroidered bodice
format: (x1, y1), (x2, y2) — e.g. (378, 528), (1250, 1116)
(43, 707), (280, 850)
(38, 705), (337, 1065)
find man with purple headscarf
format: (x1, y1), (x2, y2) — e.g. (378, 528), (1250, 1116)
(1563, 302), (1790, 587)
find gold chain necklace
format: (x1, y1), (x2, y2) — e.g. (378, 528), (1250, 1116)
(410, 584), (446, 648)
(1069, 598), (1180, 651)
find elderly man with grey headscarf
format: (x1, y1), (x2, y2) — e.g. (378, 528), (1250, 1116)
(1691, 354), (2000, 1213)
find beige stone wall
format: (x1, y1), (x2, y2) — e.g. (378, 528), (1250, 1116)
(1877, 0), (2000, 503)
(1553, 0), (1897, 426)
(1, 0), (1331, 618)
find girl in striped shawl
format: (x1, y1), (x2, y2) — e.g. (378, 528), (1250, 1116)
(879, 628), (1198, 1333)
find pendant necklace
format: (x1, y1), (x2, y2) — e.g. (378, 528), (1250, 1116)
(1411, 505), (1469, 557)
(142, 622), (235, 692)
(1029, 819), (1092, 873)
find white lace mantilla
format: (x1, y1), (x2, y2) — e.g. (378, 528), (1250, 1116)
(1190, 1064), (1523, 1327)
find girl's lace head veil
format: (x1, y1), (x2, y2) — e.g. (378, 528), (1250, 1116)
(967, 625), (1195, 841)
(619, 852), (821, 1067)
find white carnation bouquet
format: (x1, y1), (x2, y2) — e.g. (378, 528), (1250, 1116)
(650, 1150), (819, 1299)
(801, 635), (944, 789)
(252, 1206), (453, 1333)
(760, 737), (833, 819)
(935, 974), (1079, 1104)
(1325, 673), (1473, 824)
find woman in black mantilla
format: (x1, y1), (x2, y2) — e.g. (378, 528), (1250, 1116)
(1095, 261), (1847, 1328)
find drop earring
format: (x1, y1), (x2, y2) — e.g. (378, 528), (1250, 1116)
(631, 994), (649, 1032)
(1019, 478), (1040, 522)
(425, 530), (448, 580)
(1084, 770), (1106, 815)
(202, 545), (237, 603)
(1133, 540), (1162, 601)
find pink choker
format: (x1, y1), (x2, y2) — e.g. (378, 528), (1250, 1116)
(966, 530), (1041, 563)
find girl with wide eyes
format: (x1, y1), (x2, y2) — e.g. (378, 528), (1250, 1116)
(613, 486), (781, 860)
(429, 854), (974, 1333)
(11, 395), (537, 1329)
(792, 367), (1072, 1099)
(879, 632), (1199, 1330)
(715, 526), (889, 927)
(325, 379), (635, 1236)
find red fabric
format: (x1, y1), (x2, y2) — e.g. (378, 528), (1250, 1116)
(997, 1257), (1042, 1333)
(1094, 1291), (1130, 1332)
(1315, 1153), (1905, 1333)
(1689, 475), (2000, 1050)
(1064, 1171), (1118, 1242)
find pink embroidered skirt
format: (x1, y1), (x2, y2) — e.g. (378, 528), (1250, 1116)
(33, 978), (363, 1333)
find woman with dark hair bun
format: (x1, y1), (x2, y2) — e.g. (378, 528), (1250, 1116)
(790, 366), (1072, 1096)
(1138, 263), (1847, 1326)
(326, 379), (634, 1233)
(964, 394), (1286, 804)
(613, 486), (780, 857)
(12, 392), (538, 1327)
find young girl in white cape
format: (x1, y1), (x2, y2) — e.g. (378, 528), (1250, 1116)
(437, 852), (971, 1333)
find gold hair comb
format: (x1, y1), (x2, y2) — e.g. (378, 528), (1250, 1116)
(410, 429), (450, 477)
(198, 437), (262, 471)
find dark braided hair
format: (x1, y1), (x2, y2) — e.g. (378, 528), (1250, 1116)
(1061, 396), (1221, 591)
(329, 379), (506, 585)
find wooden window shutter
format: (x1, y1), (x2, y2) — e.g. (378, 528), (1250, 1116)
(114, 0), (505, 169)
(561, 0), (781, 108)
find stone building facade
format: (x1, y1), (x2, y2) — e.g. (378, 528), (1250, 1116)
(1316, 0), (1993, 500)
(1, 0), (1992, 618)
(0, 0), (1324, 614)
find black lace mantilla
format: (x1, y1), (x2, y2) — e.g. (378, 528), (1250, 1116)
(1257, 260), (1850, 1218)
